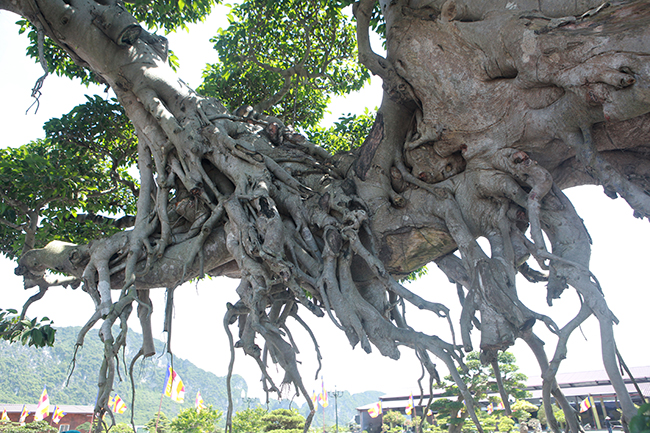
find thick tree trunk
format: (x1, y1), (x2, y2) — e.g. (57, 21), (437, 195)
(5, 0), (650, 431)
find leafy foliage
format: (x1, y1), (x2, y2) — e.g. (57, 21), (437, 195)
(147, 412), (172, 433)
(382, 410), (406, 433)
(110, 422), (137, 433)
(0, 309), (55, 348)
(170, 406), (222, 433)
(536, 404), (565, 429)
(630, 403), (650, 433)
(260, 409), (304, 433)
(232, 407), (267, 433)
(0, 420), (57, 433)
(497, 417), (515, 433)
(0, 96), (138, 259)
(511, 399), (538, 422)
(15, 0), (214, 84)
(306, 109), (376, 154)
(17, 20), (100, 85)
(429, 351), (528, 432)
(126, 0), (217, 34)
(198, 0), (369, 128)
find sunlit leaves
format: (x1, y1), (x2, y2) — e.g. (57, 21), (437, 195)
(15, 0), (215, 84)
(18, 20), (98, 85)
(430, 351), (529, 430)
(0, 309), (56, 348)
(306, 108), (376, 154)
(170, 406), (222, 433)
(629, 403), (650, 433)
(199, 0), (370, 128)
(127, 0), (217, 34)
(0, 96), (138, 259)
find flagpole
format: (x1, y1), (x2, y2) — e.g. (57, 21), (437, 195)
(155, 389), (164, 432)
(589, 395), (602, 430)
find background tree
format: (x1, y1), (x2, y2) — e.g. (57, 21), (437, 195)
(537, 405), (566, 431)
(110, 423), (135, 433)
(498, 417), (515, 433)
(260, 409), (304, 433)
(381, 410), (406, 433)
(511, 400), (539, 424)
(430, 351), (528, 433)
(198, 0), (369, 128)
(170, 406), (222, 433)
(146, 412), (172, 433)
(232, 407), (267, 433)
(0, 421), (57, 433)
(1, 1), (649, 433)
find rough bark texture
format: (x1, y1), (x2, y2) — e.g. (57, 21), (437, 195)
(5, 0), (650, 432)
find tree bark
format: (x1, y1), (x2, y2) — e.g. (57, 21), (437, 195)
(4, 0), (650, 431)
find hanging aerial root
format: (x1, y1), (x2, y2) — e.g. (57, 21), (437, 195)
(223, 305), (238, 433)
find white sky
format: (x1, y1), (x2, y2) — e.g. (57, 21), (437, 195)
(0, 4), (649, 405)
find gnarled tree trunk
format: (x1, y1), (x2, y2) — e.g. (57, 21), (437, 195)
(4, 0), (650, 432)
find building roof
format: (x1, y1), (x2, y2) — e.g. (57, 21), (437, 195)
(0, 404), (94, 413)
(526, 366), (650, 390)
(525, 366), (650, 400)
(357, 394), (449, 411)
(356, 366), (650, 412)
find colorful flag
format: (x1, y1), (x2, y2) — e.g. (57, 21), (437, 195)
(496, 401), (505, 411)
(311, 390), (318, 407)
(164, 365), (185, 403)
(19, 405), (28, 423)
(34, 387), (50, 421)
(487, 402), (494, 415)
(110, 394), (127, 414)
(1, 409), (8, 421)
(427, 407), (433, 417)
(52, 406), (66, 424)
(368, 401), (382, 418)
(318, 377), (328, 408)
(195, 391), (205, 412)
(579, 396), (592, 413)
(405, 393), (414, 415)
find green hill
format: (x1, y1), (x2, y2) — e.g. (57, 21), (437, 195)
(0, 326), (247, 425)
(0, 327), (383, 427)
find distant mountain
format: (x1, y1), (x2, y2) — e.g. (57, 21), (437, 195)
(0, 326), (247, 425)
(0, 327), (383, 427)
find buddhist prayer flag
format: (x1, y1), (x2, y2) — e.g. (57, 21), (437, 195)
(110, 394), (127, 414)
(427, 407), (433, 417)
(487, 402), (494, 415)
(34, 387), (50, 421)
(319, 377), (329, 408)
(1, 409), (8, 421)
(368, 401), (382, 418)
(405, 393), (414, 415)
(19, 405), (28, 423)
(52, 406), (66, 423)
(195, 391), (205, 412)
(579, 396), (593, 413)
(311, 390), (318, 406)
(496, 401), (505, 411)
(164, 365), (185, 403)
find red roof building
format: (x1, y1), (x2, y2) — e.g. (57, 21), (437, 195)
(0, 404), (94, 432)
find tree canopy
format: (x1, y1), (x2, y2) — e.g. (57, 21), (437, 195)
(1, 1), (650, 433)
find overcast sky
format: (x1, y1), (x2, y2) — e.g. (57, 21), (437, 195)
(1, 5), (649, 405)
